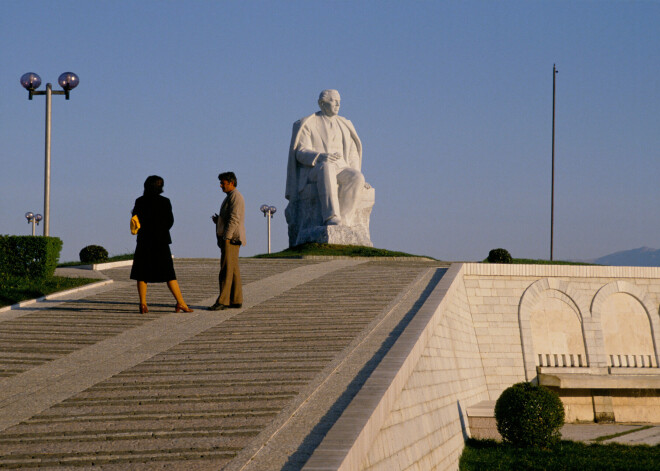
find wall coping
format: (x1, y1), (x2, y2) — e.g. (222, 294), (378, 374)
(463, 263), (660, 278)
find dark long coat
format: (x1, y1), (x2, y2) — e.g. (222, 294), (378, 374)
(129, 194), (176, 282)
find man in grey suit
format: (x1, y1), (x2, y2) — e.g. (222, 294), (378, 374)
(209, 171), (246, 311)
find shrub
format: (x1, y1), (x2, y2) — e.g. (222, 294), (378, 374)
(79, 245), (109, 264)
(488, 248), (513, 263)
(495, 382), (565, 448)
(0, 235), (62, 280)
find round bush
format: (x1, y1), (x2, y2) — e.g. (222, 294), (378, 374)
(488, 248), (513, 264)
(79, 245), (109, 264)
(495, 382), (565, 448)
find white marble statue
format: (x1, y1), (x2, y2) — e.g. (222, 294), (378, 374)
(285, 89), (375, 247)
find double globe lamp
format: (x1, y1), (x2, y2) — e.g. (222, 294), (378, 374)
(260, 205), (277, 254)
(20, 72), (80, 236)
(25, 212), (43, 236)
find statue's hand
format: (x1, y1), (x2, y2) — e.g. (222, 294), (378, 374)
(318, 152), (342, 164)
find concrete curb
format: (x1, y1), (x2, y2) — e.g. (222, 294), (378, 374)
(0, 279), (114, 313)
(65, 259), (133, 270)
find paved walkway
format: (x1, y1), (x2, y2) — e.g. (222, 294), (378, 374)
(561, 423), (660, 446)
(0, 258), (447, 470)
(1, 259), (657, 471)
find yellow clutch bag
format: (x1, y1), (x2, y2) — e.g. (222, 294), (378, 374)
(130, 215), (140, 235)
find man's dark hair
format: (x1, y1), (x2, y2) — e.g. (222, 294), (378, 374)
(143, 175), (164, 196)
(218, 172), (237, 186)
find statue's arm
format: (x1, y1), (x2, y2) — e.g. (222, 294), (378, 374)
(347, 140), (360, 170)
(295, 126), (322, 167)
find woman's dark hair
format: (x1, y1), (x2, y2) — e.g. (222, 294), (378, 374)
(143, 175), (164, 196)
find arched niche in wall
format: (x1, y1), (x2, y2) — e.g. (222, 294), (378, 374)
(519, 278), (590, 380)
(591, 281), (659, 368)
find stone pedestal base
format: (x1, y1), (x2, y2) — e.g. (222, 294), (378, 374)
(296, 224), (373, 247)
(286, 185), (375, 247)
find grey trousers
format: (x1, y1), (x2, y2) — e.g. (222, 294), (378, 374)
(218, 239), (242, 306)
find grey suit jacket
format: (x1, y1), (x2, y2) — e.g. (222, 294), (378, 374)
(216, 189), (246, 246)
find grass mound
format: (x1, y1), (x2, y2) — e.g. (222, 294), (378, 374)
(253, 243), (433, 259)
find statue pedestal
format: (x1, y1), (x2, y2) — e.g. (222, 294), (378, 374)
(296, 224), (373, 247)
(286, 185), (375, 247)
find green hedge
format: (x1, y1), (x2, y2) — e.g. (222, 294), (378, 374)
(495, 382), (565, 448)
(487, 248), (513, 264)
(79, 245), (108, 264)
(0, 235), (63, 280)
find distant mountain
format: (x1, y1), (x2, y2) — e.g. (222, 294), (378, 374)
(593, 247), (660, 267)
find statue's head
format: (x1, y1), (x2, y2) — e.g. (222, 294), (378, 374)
(318, 89), (341, 117)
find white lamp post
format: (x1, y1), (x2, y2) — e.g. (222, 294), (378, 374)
(20, 72), (79, 236)
(260, 204), (277, 253)
(25, 212), (43, 236)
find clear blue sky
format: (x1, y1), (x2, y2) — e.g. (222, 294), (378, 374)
(2, 1), (659, 262)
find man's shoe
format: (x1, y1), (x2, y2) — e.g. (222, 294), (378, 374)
(229, 303), (242, 309)
(207, 302), (228, 311)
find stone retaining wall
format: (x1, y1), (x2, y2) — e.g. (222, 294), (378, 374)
(307, 263), (660, 470)
(463, 263), (660, 423)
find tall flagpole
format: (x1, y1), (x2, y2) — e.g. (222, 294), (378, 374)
(551, 64), (558, 261)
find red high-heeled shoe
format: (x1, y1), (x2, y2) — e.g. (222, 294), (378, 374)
(139, 304), (149, 314)
(175, 303), (194, 313)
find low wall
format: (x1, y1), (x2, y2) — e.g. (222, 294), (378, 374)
(304, 263), (660, 471)
(463, 263), (660, 423)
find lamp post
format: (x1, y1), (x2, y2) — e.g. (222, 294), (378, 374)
(550, 64), (558, 261)
(20, 72), (79, 236)
(25, 212), (43, 236)
(260, 204), (277, 253)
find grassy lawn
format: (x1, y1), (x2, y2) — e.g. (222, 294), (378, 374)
(0, 276), (100, 307)
(0, 253), (133, 307)
(253, 243), (434, 259)
(459, 438), (660, 471)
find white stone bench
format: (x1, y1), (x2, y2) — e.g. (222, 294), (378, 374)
(538, 370), (660, 389)
(536, 358), (660, 422)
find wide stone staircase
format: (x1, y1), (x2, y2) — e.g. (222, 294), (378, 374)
(0, 258), (448, 470)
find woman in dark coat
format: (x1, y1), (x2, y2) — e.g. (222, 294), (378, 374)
(130, 175), (193, 314)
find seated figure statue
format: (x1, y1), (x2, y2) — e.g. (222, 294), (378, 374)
(285, 89), (375, 247)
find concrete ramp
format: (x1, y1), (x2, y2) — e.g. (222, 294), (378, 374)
(0, 258), (446, 470)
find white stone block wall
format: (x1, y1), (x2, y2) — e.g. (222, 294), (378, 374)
(462, 263), (660, 399)
(307, 263), (660, 471)
(358, 266), (489, 471)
